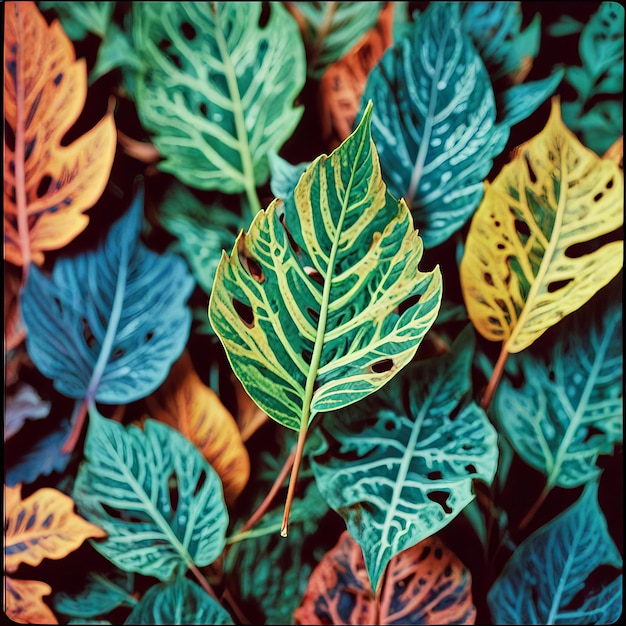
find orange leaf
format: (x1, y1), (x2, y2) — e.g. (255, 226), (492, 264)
(3, 1), (116, 271)
(4, 576), (58, 624)
(4, 483), (106, 573)
(145, 350), (251, 505)
(231, 373), (269, 442)
(318, 3), (394, 151)
(4, 264), (25, 351)
(294, 531), (476, 625)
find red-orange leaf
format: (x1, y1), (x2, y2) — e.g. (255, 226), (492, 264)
(294, 531), (476, 625)
(231, 373), (269, 443)
(4, 483), (106, 573)
(3, 1), (116, 273)
(145, 350), (251, 505)
(318, 3), (394, 151)
(4, 264), (25, 351)
(4, 576), (58, 624)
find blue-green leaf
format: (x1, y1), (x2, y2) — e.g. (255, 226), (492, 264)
(310, 325), (499, 592)
(268, 152), (309, 202)
(495, 290), (623, 489)
(487, 483), (623, 624)
(124, 575), (233, 625)
(72, 411), (228, 581)
(38, 1), (115, 40)
(20, 189), (194, 405)
(361, 1), (509, 248)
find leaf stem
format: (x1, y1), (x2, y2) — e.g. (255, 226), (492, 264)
(518, 483), (551, 532)
(61, 398), (89, 455)
(187, 561), (220, 602)
(480, 343), (509, 411)
(281, 420), (309, 536)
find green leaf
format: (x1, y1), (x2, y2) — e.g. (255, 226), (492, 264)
(268, 152), (309, 202)
(90, 22), (144, 87)
(55, 571), (136, 619)
(72, 411), (228, 581)
(38, 1), (115, 40)
(131, 2), (306, 196)
(487, 482), (623, 624)
(124, 575), (233, 625)
(310, 325), (499, 592)
(495, 288), (623, 489)
(209, 101), (442, 432)
(360, 1), (509, 248)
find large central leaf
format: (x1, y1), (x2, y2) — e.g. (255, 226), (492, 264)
(209, 102), (443, 432)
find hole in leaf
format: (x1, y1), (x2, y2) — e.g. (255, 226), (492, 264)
(246, 257), (264, 282)
(383, 419), (395, 432)
(606, 178), (614, 189)
(36, 175), (52, 198)
(371, 359), (394, 373)
(233, 298), (254, 328)
(427, 490), (453, 515)
(497, 243), (505, 250)
(428, 470), (443, 480)
(484, 272), (494, 286)
(525, 154), (537, 183)
(448, 404), (462, 422)
(547, 278), (573, 293)
(304, 266), (323, 285)
(548, 369), (556, 381)
(583, 425), (604, 443)
(418, 545), (431, 562)
(101, 503), (144, 523)
(398, 293), (421, 315)
(495, 298), (507, 312)
(444, 565), (453, 577)
(181, 21), (197, 40)
(199, 102), (208, 117)
(593, 192), (603, 202)
(112, 347), (125, 360)
(258, 2), (270, 27)
(564, 227), (622, 258)
(158, 38), (170, 52)
(465, 464), (477, 474)
(82, 317), (96, 348)
(302, 348), (312, 363)
(54, 72), (63, 85)
(193, 469), (207, 497)
(144, 331), (154, 343)
(514, 219), (531, 238)
(168, 471), (179, 511)
(307, 306), (319, 324)
(24, 138), (36, 161)
(25, 513), (36, 532)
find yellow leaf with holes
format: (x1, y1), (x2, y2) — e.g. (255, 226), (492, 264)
(4, 576), (58, 624)
(4, 483), (106, 572)
(460, 98), (623, 354)
(145, 350), (251, 505)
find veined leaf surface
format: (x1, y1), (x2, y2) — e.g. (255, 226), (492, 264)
(132, 2), (305, 196)
(310, 326), (498, 592)
(4, 483), (106, 573)
(487, 483), (623, 625)
(293, 531), (476, 624)
(495, 288), (622, 488)
(460, 98), (624, 354)
(20, 189), (194, 405)
(360, 1), (509, 248)
(5, 576), (58, 624)
(72, 412), (228, 581)
(209, 102), (442, 432)
(3, 1), (116, 269)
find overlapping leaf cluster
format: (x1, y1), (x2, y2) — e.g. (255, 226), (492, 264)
(4, 2), (623, 625)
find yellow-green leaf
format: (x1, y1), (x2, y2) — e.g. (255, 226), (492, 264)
(460, 98), (623, 354)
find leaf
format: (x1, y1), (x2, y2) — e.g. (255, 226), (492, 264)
(495, 287), (622, 489)
(38, 1), (115, 40)
(72, 411), (228, 581)
(3, 1), (116, 269)
(20, 188), (195, 405)
(360, 1), (510, 248)
(487, 482), (623, 625)
(4, 264), (25, 352)
(54, 570), (136, 619)
(4, 483), (106, 573)
(231, 374), (268, 443)
(293, 531), (476, 624)
(287, 1), (384, 78)
(145, 349), (251, 505)
(210, 101), (442, 431)
(318, 2), (394, 150)
(460, 98), (624, 354)
(131, 2), (306, 195)
(310, 325), (498, 592)
(4, 576), (58, 624)
(123, 575), (233, 625)
(268, 151), (310, 201)
(4, 382), (51, 441)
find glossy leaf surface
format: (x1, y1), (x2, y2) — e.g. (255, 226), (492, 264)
(72, 412), (228, 581)
(4, 483), (106, 573)
(3, 1), (116, 268)
(361, 1), (509, 248)
(4, 576), (58, 624)
(294, 531), (476, 624)
(145, 350), (250, 505)
(488, 483), (623, 624)
(132, 2), (305, 193)
(495, 288), (622, 488)
(21, 189), (194, 405)
(311, 326), (498, 592)
(209, 103), (442, 432)
(460, 98), (623, 353)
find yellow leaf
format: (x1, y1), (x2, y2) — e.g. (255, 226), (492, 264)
(145, 351), (251, 505)
(460, 98), (623, 354)
(4, 576), (58, 624)
(4, 484), (106, 572)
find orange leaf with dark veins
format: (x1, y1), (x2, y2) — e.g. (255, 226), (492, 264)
(3, 1), (116, 275)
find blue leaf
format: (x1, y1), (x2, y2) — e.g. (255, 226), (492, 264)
(361, 1), (509, 248)
(21, 188), (195, 405)
(487, 483), (623, 625)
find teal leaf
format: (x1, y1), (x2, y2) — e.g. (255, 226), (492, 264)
(487, 482), (623, 624)
(268, 152), (309, 202)
(20, 189), (194, 406)
(124, 575), (233, 625)
(72, 411), (228, 581)
(55, 571), (136, 619)
(38, 1), (115, 40)
(132, 2), (306, 194)
(495, 290), (623, 489)
(361, 1), (509, 248)
(90, 22), (144, 87)
(310, 325), (499, 592)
